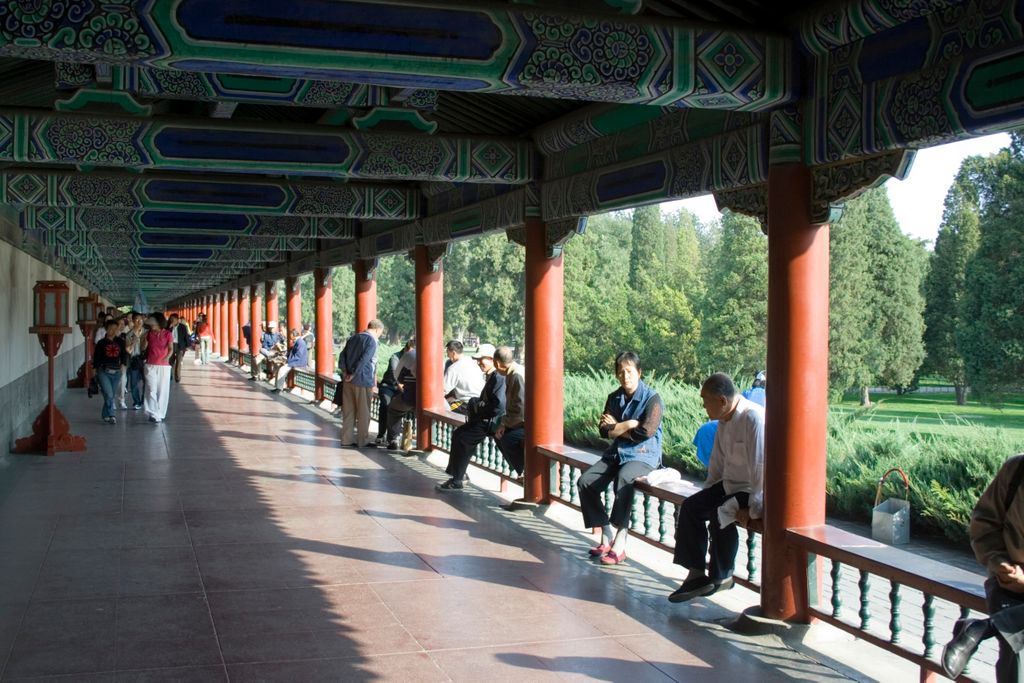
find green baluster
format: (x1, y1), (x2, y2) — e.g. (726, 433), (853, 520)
(658, 500), (669, 543)
(559, 463), (569, 500)
(629, 495), (639, 532)
(922, 594), (936, 658)
(888, 582), (902, 643)
(643, 494), (653, 537)
(569, 466), (579, 505)
(603, 482), (614, 517)
(746, 532), (757, 582)
(858, 570), (871, 630)
(830, 561), (842, 618)
(959, 606), (972, 675)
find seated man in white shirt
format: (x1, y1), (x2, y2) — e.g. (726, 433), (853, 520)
(443, 340), (485, 413)
(668, 372), (765, 603)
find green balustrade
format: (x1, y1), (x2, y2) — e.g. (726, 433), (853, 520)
(888, 582), (902, 644)
(830, 561), (842, 618)
(858, 571), (871, 630)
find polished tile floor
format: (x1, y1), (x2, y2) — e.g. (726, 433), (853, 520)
(0, 360), (853, 681)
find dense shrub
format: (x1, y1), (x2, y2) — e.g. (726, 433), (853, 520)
(562, 373), (1024, 544)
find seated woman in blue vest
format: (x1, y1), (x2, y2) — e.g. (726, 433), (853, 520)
(577, 351), (664, 566)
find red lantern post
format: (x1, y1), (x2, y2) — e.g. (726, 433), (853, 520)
(14, 281), (87, 456)
(67, 294), (99, 389)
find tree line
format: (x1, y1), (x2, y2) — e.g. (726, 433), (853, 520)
(286, 132), (1022, 402)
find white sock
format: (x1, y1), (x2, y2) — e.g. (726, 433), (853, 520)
(611, 528), (628, 554)
(600, 525), (614, 546)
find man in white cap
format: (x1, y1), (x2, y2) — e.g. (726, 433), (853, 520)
(436, 343), (506, 492)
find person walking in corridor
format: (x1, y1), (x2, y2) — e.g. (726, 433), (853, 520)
(141, 313), (174, 423)
(93, 318), (127, 424)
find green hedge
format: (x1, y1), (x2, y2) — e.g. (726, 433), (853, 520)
(562, 373), (1024, 544)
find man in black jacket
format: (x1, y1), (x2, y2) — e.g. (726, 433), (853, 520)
(436, 344), (505, 492)
(167, 314), (190, 383)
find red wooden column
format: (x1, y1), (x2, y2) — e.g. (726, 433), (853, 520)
(414, 246), (444, 451)
(285, 276), (302, 335)
(354, 259), (377, 332)
(265, 280), (279, 329)
(761, 163), (830, 623)
(523, 217), (563, 504)
(228, 290), (239, 356)
(219, 291), (229, 357)
(237, 287), (250, 359)
(314, 267), (334, 401)
(249, 284), (263, 365)
(210, 294), (223, 358)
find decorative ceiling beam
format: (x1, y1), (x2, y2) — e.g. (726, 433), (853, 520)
(542, 109), (760, 178)
(0, 0), (797, 111)
(0, 110), (536, 183)
(808, 15), (1024, 164)
(54, 64), (439, 112)
(1, 169), (421, 219)
(797, 0), (965, 56)
(542, 123), (767, 219)
(22, 206), (357, 240)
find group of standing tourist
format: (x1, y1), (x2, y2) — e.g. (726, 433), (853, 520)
(91, 310), (187, 425)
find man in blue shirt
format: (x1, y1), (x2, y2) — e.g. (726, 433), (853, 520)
(577, 351), (664, 566)
(272, 329), (309, 393)
(742, 371), (766, 407)
(250, 321), (284, 381)
(693, 420), (719, 467)
(338, 319), (384, 448)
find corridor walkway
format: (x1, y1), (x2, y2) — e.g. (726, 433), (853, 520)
(0, 361), (860, 681)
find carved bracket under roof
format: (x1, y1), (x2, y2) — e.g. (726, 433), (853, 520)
(505, 216), (587, 258)
(714, 148), (916, 229)
(409, 243), (450, 273)
(713, 186), (768, 232)
(354, 258), (378, 281)
(810, 148), (915, 224)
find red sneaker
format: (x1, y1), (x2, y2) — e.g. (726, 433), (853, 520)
(588, 543), (611, 557)
(600, 550), (626, 565)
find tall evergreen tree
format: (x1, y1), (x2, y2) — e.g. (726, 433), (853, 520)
(564, 211), (635, 373)
(828, 187), (926, 403)
(629, 204), (664, 291)
(696, 210), (768, 376)
(959, 137), (1024, 397)
(922, 157), (985, 403)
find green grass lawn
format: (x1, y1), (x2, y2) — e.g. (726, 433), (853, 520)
(833, 390), (1024, 439)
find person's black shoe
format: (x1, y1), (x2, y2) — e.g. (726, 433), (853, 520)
(668, 575), (715, 603)
(942, 618), (991, 679)
(710, 576), (735, 594)
(387, 441), (399, 450)
(248, 377), (257, 381)
(270, 388), (280, 393)
(340, 443), (357, 448)
(435, 478), (465, 493)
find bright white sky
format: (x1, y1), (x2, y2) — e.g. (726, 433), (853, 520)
(663, 133), (1012, 247)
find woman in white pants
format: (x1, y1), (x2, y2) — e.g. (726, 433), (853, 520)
(140, 313), (174, 422)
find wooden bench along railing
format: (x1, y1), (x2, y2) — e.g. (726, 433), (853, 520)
(424, 409), (763, 591)
(788, 525), (988, 682)
(538, 443), (764, 592)
(426, 408), (520, 490)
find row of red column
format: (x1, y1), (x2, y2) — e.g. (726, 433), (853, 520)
(170, 164), (827, 623)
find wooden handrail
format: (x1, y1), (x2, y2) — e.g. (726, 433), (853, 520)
(787, 525), (986, 611)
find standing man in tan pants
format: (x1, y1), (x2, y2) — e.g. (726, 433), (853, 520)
(338, 319), (385, 448)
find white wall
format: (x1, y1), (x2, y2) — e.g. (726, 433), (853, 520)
(0, 238), (90, 388)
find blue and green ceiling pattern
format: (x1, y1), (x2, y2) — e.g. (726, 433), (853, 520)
(0, 0), (796, 111)
(0, 0), (1020, 307)
(0, 111), (535, 182)
(2, 171), (420, 219)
